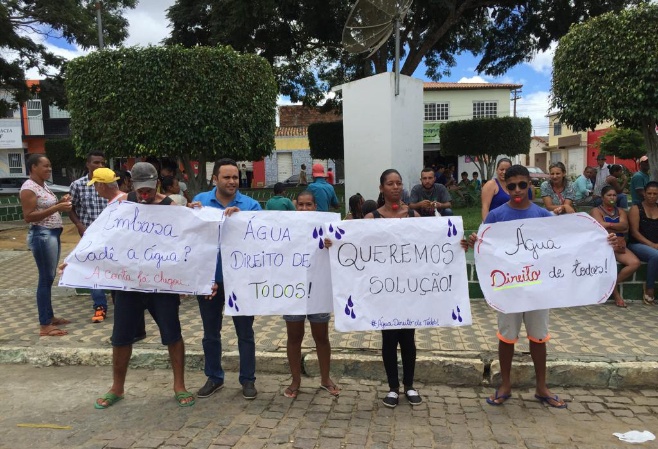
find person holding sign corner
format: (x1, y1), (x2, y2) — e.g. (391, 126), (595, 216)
(465, 166), (618, 408)
(467, 165), (565, 408)
(282, 190), (339, 399)
(365, 169), (422, 408)
(93, 162), (195, 408)
(190, 158), (261, 400)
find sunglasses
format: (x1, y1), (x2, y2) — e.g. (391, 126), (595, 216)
(506, 181), (529, 191)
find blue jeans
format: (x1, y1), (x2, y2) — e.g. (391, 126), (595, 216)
(91, 289), (107, 309)
(28, 226), (62, 325)
(440, 208), (454, 216)
(197, 282), (256, 385)
(627, 243), (658, 290)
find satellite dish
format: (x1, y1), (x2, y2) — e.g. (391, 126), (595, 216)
(342, 0), (413, 95)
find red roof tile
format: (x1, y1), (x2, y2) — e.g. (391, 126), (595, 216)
(424, 82), (523, 90)
(275, 126), (307, 137)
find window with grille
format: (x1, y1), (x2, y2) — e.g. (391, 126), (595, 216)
(553, 122), (562, 136)
(424, 103), (449, 121)
(472, 101), (497, 118)
(8, 153), (23, 174)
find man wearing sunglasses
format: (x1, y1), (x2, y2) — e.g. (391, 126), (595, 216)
(468, 165), (567, 409)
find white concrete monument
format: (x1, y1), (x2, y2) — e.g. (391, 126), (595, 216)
(334, 72), (423, 210)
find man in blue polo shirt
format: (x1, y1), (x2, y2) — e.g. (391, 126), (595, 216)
(307, 163), (339, 212)
(191, 158), (261, 400)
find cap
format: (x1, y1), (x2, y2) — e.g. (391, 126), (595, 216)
(596, 154), (606, 160)
(640, 156), (649, 163)
(312, 163), (326, 178)
(130, 162), (159, 190)
(87, 167), (120, 186)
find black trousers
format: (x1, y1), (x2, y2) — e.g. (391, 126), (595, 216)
(381, 328), (416, 391)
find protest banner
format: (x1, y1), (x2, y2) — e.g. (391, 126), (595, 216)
(328, 216), (470, 332)
(221, 211), (340, 316)
(474, 213), (616, 313)
(59, 201), (223, 295)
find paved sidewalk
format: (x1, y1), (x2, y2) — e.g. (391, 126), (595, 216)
(1, 364), (658, 449)
(1, 223), (658, 388)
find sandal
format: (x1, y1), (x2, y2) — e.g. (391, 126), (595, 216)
(283, 387), (299, 399)
(174, 391), (195, 407)
(94, 392), (124, 409)
(486, 389), (511, 406)
(320, 383), (340, 397)
(643, 294), (656, 306)
(535, 394), (567, 409)
(39, 326), (67, 337)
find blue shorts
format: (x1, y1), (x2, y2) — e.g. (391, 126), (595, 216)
(283, 313), (331, 324)
(112, 291), (182, 346)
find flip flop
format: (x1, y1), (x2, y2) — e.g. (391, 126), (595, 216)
(175, 391), (195, 407)
(39, 327), (67, 337)
(283, 387), (299, 399)
(486, 390), (511, 406)
(534, 394), (567, 409)
(94, 392), (124, 409)
(320, 384), (340, 397)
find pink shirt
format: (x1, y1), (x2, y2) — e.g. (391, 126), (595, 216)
(20, 179), (63, 229)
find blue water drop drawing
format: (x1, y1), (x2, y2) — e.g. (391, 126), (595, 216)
(452, 223), (457, 235)
(228, 292), (239, 310)
(457, 306), (460, 313)
(448, 219), (453, 227)
(458, 315), (462, 323)
(451, 310), (457, 320)
(338, 227), (345, 235)
(228, 297), (234, 307)
(318, 239), (324, 249)
(344, 295), (356, 319)
(235, 304), (240, 312)
(319, 227), (324, 236)
(312, 228), (318, 239)
(452, 305), (463, 323)
(329, 224), (334, 232)
(448, 226), (453, 237)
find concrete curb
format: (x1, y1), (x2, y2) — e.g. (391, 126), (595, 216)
(3, 346), (658, 388)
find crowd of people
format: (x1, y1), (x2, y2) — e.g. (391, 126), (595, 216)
(17, 153), (652, 411)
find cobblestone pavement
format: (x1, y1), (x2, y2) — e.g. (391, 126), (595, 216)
(1, 365), (657, 449)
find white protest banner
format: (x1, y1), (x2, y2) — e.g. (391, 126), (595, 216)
(59, 201), (223, 295)
(474, 213), (616, 313)
(328, 216), (471, 332)
(221, 211), (340, 316)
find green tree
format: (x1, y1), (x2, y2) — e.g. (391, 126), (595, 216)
(65, 46), (278, 195)
(597, 128), (647, 170)
(45, 138), (85, 182)
(439, 117), (531, 180)
(551, 4), (658, 180)
(308, 121), (344, 161)
(0, 0), (135, 114)
(165, 0), (645, 104)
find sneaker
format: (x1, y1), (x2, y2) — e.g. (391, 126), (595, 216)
(197, 379), (224, 398)
(242, 381), (257, 400)
(382, 391), (399, 408)
(405, 389), (422, 406)
(92, 306), (106, 323)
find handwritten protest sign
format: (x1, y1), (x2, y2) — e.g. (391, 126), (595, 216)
(221, 211), (340, 316)
(59, 201), (223, 295)
(474, 213), (616, 313)
(328, 216), (470, 332)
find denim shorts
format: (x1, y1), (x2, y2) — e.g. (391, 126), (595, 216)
(283, 313), (331, 323)
(112, 291), (182, 346)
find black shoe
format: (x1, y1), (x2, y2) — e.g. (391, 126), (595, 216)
(197, 379), (224, 398)
(242, 381), (257, 400)
(382, 391), (399, 408)
(405, 389), (423, 406)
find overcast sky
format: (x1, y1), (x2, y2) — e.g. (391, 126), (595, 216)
(33, 0), (554, 135)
